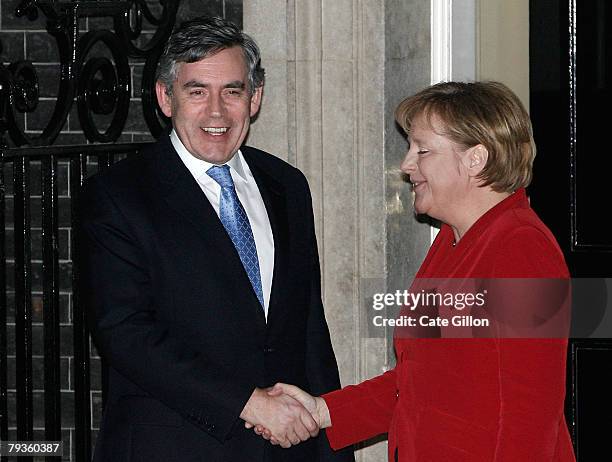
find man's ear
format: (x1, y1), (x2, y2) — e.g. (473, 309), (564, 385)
(464, 144), (488, 177)
(250, 86), (263, 117)
(156, 81), (173, 118)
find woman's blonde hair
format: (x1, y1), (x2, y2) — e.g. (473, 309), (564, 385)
(395, 81), (535, 193)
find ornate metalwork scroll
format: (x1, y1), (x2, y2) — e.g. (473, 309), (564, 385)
(0, 0), (179, 147)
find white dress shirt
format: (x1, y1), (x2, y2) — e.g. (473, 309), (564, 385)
(170, 130), (275, 318)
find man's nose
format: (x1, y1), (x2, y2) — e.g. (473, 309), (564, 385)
(208, 93), (225, 117)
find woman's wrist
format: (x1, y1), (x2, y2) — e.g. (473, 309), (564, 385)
(315, 396), (332, 428)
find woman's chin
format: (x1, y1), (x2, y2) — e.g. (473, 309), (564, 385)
(412, 199), (427, 216)
(412, 201), (438, 220)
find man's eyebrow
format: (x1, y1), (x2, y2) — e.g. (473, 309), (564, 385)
(224, 80), (246, 89)
(183, 80), (207, 88)
(181, 80), (246, 89)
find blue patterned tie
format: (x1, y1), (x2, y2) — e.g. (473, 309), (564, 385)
(207, 165), (264, 307)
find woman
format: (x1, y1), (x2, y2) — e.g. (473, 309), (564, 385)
(254, 81), (575, 461)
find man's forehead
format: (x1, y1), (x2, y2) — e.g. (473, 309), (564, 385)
(180, 47), (246, 68)
(174, 51), (248, 82)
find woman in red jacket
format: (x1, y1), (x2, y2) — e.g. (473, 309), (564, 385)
(254, 81), (575, 461)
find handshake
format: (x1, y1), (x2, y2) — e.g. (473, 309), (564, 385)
(240, 383), (331, 448)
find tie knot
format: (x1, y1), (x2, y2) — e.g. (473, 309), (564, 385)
(207, 165), (234, 189)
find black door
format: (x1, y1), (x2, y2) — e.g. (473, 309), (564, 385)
(530, 1), (612, 460)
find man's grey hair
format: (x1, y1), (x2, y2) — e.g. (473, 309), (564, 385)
(156, 16), (265, 95)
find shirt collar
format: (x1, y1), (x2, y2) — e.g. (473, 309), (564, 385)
(170, 129), (248, 183)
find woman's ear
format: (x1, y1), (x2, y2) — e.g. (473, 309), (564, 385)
(464, 144), (489, 177)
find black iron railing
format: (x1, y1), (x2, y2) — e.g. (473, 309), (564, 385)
(1, 144), (152, 461)
(0, 0), (177, 147)
(0, 1), (180, 460)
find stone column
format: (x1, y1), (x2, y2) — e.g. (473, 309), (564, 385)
(244, 2), (431, 459)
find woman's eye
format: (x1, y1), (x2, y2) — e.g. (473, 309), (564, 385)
(417, 150), (429, 155)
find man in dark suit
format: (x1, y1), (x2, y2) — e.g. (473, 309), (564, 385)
(78, 16), (354, 462)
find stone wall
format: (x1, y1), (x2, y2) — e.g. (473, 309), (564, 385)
(244, 2), (431, 459)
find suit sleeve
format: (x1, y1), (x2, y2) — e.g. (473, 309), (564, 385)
(491, 227), (570, 461)
(299, 174), (355, 461)
(77, 177), (255, 442)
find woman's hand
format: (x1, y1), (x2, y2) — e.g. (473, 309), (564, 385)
(244, 383), (332, 445)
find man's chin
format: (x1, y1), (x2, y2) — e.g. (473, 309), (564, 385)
(189, 148), (235, 164)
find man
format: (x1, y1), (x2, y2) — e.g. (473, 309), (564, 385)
(78, 16), (354, 462)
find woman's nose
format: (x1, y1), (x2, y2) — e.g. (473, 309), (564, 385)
(400, 150), (417, 174)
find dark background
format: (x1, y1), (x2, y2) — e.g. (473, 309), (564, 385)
(529, 1), (612, 460)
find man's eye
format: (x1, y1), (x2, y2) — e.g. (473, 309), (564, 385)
(190, 90), (204, 96)
(417, 150), (429, 155)
(226, 89), (242, 96)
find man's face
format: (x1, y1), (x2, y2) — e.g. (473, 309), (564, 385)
(156, 46), (262, 164)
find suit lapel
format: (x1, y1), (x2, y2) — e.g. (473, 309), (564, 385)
(149, 136), (267, 332)
(241, 148), (290, 329)
(152, 136), (237, 262)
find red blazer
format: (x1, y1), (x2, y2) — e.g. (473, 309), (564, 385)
(323, 189), (576, 461)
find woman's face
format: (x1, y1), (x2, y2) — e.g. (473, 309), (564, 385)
(400, 114), (471, 221)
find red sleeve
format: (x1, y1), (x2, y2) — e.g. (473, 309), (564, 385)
(491, 227), (571, 460)
(493, 339), (569, 461)
(322, 369), (397, 450)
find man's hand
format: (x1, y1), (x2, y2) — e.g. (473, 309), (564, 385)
(245, 383), (331, 446)
(240, 388), (319, 448)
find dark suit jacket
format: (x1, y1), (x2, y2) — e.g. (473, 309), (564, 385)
(78, 135), (354, 462)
